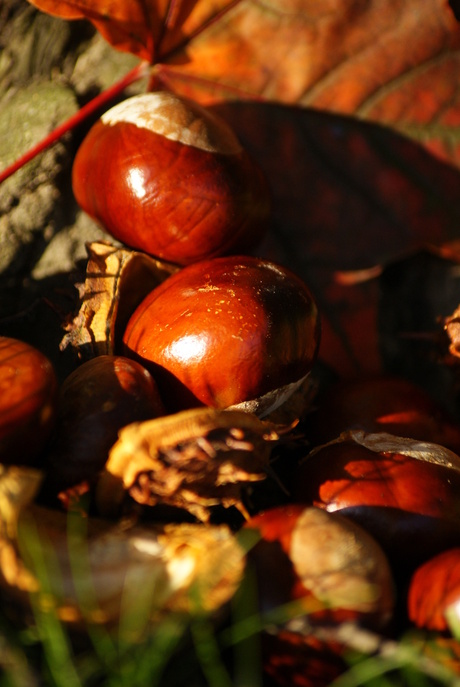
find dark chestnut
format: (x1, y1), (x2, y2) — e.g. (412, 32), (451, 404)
(122, 255), (320, 413)
(41, 355), (165, 496)
(72, 92), (271, 266)
(0, 336), (58, 466)
(308, 374), (460, 453)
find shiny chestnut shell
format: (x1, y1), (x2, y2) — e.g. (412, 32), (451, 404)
(122, 255), (320, 412)
(290, 439), (460, 578)
(41, 355), (165, 496)
(0, 336), (58, 465)
(72, 92), (271, 266)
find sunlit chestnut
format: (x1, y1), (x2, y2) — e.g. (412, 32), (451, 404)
(40, 355), (165, 498)
(122, 255), (320, 414)
(290, 436), (460, 578)
(72, 92), (271, 266)
(243, 504), (394, 628)
(308, 374), (460, 453)
(408, 548), (460, 633)
(242, 505), (394, 686)
(0, 336), (58, 466)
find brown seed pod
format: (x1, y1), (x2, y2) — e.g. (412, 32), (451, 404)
(290, 431), (460, 579)
(243, 505), (395, 686)
(0, 337), (58, 466)
(41, 355), (165, 498)
(122, 254), (320, 415)
(244, 504), (395, 629)
(96, 407), (281, 522)
(72, 92), (271, 266)
(307, 374), (460, 454)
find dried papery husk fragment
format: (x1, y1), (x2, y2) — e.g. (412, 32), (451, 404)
(0, 466), (245, 629)
(17, 509), (244, 627)
(323, 429), (460, 472)
(96, 408), (281, 522)
(445, 304), (460, 360)
(0, 465), (43, 594)
(60, 241), (178, 360)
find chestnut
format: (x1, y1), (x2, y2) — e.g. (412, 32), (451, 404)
(72, 92), (271, 266)
(408, 548), (460, 633)
(290, 436), (460, 578)
(242, 505), (394, 686)
(243, 504), (394, 628)
(40, 355), (165, 497)
(122, 255), (320, 414)
(0, 336), (58, 466)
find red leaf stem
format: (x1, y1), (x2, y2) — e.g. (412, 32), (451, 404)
(0, 60), (150, 185)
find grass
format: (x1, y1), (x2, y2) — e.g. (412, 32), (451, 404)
(1, 509), (460, 687)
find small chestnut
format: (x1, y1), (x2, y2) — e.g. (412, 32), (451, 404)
(122, 255), (320, 413)
(41, 355), (165, 496)
(72, 92), (271, 265)
(242, 505), (394, 685)
(243, 505), (394, 629)
(0, 336), (58, 466)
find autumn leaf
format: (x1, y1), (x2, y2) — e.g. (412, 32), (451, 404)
(26, 3), (460, 127)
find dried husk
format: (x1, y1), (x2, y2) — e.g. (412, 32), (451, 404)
(60, 240), (179, 359)
(96, 407), (281, 522)
(445, 304), (460, 360)
(0, 465), (42, 593)
(0, 464), (245, 628)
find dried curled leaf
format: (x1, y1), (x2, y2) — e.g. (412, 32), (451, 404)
(60, 241), (178, 359)
(97, 407), (280, 522)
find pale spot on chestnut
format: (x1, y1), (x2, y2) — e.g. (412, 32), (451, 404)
(166, 335), (207, 364)
(126, 167), (148, 199)
(101, 92), (242, 155)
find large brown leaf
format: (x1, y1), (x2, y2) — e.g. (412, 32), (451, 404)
(210, 101), (460, 376)
(26, 3), (460, 126)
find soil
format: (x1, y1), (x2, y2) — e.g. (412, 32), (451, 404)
(0, 0), (147, 382)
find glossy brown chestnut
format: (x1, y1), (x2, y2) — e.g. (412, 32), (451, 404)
(290, 439), (460, 577)
(72, 92), (271, 266)
(0, 336), (58, 466)
(122, 255), (320, 413)
(41, 355), (165, 497)
(408, 548), (460, 633)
